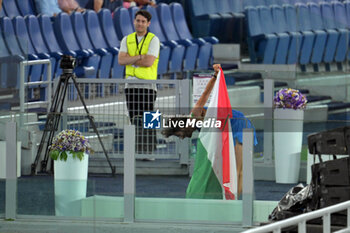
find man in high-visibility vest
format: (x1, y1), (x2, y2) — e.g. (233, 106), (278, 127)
(118, 9), (160, 155)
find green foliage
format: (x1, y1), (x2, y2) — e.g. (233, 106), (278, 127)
(50, 150), (60, 160)
(49, 150), (85, 161)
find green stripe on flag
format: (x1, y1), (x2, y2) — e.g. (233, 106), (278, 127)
(186, 139), (222, 199)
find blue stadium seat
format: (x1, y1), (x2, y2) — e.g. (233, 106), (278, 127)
(113, 7), (134, 41)
(37, 14), (63, 78)
(97, 9), (126, 78)
(12, 16), (43, 83)
(345, 0), (350, 22)
(12, 16), (49, 100)
(145, 5), (185, 73)
(245, 6), (278, 63)
(216, 0), (245, 43)
(308, 3), (338, 64)
(128, 6), (139, 31)
(84, 10), (125, 79)
(296, 3), (324, 65)
(0, 28), (23, 89)
(321, 2), (347, 63)
(258, 6), (289, 64)
(25, 15), (59, 81)
(186, 0), (222, 40)
(307, 0), (320, 4)
(0, 32), (9, 89)
(244, 0), (259, 8)
(204, 0), (234, 42)
(16, 0), (36, 16)
(0, 17), (29, 81)
(265, 0), (283, 6)
(271, 5), (300, 64)
(53, 12), (99, 78)
(227, 0), (244, 13)
(287, 0), (298, 5)
(157, 3), (198, 71)
(333, 1), (350, 29)
(38, 14), (100, 80)
(332, 2), (349, 62)
(170, 3), (212, 70)
(283, 4), (304, 64)
(217, 0), (242, 15)
(71, 11), (113, 79)
(2, 0), (21, 17)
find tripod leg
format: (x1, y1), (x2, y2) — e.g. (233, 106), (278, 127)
(41, 75), (71, 172)
(31, 77), (65, 174)
(71, 76), (116, 176)
(31, 75), (70, 174)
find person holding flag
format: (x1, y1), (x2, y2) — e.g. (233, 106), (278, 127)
(186, 64), (258, 199)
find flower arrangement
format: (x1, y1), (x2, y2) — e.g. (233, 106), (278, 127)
(274, 88), (307, 110)
(49, 129), (93, 161)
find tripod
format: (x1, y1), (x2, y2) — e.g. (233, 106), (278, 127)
(31, 68), (116, 175)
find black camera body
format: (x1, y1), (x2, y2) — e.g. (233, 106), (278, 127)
(60, 55), (76, 70)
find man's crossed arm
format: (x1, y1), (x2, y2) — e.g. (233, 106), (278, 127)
(118, 52), (156, 67)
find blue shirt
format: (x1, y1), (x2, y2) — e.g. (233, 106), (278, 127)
(34, 0), (61, 16)
(230, 109), (258, 146)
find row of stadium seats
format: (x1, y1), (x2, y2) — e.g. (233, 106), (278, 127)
(0, 0), (36, 18)
(243, 0), (340, 8)
(245, 2), (350, 67)
(0, 3), (215, 91)
(184, 0), (344, 44)
(185, 0), (244, 43)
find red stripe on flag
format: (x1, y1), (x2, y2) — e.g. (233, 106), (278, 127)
(224, 187), (236, 200)
(217, 68), (235, 200)
(217, 68), (232, 120)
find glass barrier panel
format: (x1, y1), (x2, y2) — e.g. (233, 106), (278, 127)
(16, 79), (129, 219)
(64, 79), (127, 220)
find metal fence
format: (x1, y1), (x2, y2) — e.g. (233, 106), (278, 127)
(243, 200), (350, 233)
(62, 78), (190, 161)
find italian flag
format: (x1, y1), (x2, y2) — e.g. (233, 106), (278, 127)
(186, 68), (237, 200)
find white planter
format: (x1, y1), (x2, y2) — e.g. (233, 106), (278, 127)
(274, 108), (304, 184)
(54, 152), (89, 216)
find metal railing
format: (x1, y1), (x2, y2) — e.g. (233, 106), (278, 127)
(65, 78), (188, 160)
(19, 59), (52, 127)
(243, 200), (350, 233)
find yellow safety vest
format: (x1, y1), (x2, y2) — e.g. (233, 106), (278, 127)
(125, 32), (159, 80)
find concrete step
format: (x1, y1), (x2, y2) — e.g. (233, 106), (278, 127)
(88, 158), (188, 175)
(327, 101), (350, 114)
(306, 95), (332, 105)
(228, 86), (261, 107)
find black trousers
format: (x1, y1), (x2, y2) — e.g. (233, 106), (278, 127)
(125, 88), (157, 154)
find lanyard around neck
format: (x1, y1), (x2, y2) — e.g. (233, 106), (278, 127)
(135, 32), (148, 55)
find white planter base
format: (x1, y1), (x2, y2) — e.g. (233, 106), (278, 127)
(274, 109), (303, 184)
(54, 152), (88, 216)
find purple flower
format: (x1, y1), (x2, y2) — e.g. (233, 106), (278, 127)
(274, 88), (307, 110)
(49, 129), (93, 154)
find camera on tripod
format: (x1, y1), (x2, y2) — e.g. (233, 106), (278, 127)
(32, 54), (115, 175)
(60, 55), (76, 70)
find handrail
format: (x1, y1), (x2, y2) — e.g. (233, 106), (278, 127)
(243, 200), (350, 233)
(19, 59), (51, 127)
